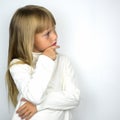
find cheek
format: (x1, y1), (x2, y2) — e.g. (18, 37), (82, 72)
(34, 41), (42, 51)
(34, 39), (49, 51)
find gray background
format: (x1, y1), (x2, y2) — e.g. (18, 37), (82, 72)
(0, 0), (120, 120)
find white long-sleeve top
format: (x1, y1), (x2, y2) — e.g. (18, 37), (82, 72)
(10, 53), (80, 120)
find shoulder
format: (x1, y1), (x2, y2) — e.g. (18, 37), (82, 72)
(10, 59), (23, 66)
(10, 59), (25, 66)
(9, 59), (33, 75)
(9, 59), (31, 70)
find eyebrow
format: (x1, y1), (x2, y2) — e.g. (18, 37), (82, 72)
(45, 26), (55, 32)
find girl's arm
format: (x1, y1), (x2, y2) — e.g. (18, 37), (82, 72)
(36, 56), (80, 111)
(16, 56), (80, 119)
(10, 55), (55, 104)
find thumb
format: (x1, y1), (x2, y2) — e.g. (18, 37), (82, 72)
(51, 45), (60, 50)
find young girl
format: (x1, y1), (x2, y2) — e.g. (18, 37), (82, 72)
(6, 5), (80, 120)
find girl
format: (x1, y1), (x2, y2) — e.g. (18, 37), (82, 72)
(6, 5), (80, 120)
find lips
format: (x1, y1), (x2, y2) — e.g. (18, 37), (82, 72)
(52, 42), (57, 46)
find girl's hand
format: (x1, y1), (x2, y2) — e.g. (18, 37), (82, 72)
(42, 45), (60, 60)
(16, 98), (37, 120)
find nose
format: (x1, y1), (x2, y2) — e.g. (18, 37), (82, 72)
(52, 31), (58, 42)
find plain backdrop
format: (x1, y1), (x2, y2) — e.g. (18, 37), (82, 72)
(0, 0), (120, 120)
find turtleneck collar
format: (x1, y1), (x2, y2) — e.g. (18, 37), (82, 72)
(32, 52), (42, 55)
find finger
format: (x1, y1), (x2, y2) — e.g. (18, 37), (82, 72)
(18, 108), (28, 117)
(25, 112), (34, 120)
(51, 45), (60, 49)
(16, 104), (26, 113)
(21, 110), (31, 119)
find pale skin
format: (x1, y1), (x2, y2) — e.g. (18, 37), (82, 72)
(16, 25), (59, 120)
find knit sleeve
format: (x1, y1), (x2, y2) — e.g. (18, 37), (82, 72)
(36, 56), (80, 111)
(9, 55), (55, 104)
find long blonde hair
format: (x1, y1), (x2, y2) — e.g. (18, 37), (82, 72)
(6, 5), (56, 106)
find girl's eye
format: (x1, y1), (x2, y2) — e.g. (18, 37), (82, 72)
(45, 31), (50, 36)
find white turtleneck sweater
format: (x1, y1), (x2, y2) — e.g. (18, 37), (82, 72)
(10, 53), (80, 120)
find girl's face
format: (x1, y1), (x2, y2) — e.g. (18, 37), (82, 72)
(33, 26), (58, 52)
